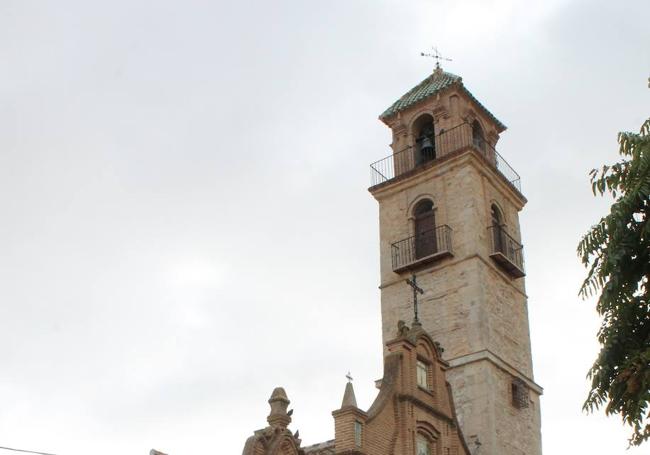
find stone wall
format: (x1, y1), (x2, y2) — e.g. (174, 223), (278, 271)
(371, 151), (541, 455)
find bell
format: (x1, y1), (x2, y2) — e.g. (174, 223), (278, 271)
(420, 136), (434, 155)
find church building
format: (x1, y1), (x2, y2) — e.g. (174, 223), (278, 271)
(242, 62), (543, 455)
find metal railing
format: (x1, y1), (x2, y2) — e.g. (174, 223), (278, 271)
(369, 123), (521, 191)
(487, 225), (525, 273)
(391, 225), (453, 272)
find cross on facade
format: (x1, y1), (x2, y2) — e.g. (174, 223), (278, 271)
(406, 274), (424, 323)
(420, 47), (452, 70)
(346, 371), (353, 383)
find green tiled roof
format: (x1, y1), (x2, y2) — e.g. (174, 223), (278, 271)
(379, 69), (506, 131)
(380, 70), (460, 119)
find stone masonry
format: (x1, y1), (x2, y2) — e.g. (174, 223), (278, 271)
(370, 67), (543, 455)
(240, 66), (543, 455)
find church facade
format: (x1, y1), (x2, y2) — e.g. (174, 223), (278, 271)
(242, 65), (542, 455)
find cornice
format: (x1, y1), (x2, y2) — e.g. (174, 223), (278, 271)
(445, 349), (544, 395)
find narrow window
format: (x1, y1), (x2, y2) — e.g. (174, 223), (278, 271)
(416, 435), (431, 455)
(511, 378), (529, 409)
(354, 420), (362, 447)
(417, 360), (429, 389)
(472, 120), (485, 153)
(414, 199), (437, 259)
(490, 204), (504, 254)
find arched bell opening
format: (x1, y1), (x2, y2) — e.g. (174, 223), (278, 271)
(472, 119), (486, 153)
(412, 114), (436, 165)
(413, 199), (437, 259)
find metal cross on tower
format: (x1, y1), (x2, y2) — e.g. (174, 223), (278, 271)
(420, 47), (452, 70)
(406, 274), (424, 323)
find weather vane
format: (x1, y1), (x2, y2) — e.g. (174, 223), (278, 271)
(420, 46), (452, 70)
(346, 371), (353, 383)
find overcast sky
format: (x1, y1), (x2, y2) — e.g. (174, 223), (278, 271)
(0, 1), (649, 454)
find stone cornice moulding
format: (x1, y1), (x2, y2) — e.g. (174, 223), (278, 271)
(379, 253), (529, 300)
(445, 349), (543, 395)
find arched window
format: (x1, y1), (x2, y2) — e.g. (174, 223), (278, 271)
(414, 199), (437, 259)
(416, 434), (432, 455)
(416, 341), (436, 393)
(416, 423), (441, 455)
(490, 204), (504, 253)
(472, 120), (485, 153)
(413, 114), (436, 165)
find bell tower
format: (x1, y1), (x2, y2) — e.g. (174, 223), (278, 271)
(369, 66), (542, 455)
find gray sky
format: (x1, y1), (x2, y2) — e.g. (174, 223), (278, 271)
(0, 0), (649, 454)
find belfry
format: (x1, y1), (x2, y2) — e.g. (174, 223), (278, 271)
(369, 64), (542, 455)
(242, 64), (543, 455)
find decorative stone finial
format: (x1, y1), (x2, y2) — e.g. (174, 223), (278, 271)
(397, 320), (410, 337)
(341, 378), (358, 408)
(267, 387), (291, 428)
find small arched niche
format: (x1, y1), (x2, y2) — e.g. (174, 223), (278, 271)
(412, 114), (436, 165)
(449, 94), (459, 117)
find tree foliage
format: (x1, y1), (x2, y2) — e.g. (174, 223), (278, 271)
(577, 116), (650, 446)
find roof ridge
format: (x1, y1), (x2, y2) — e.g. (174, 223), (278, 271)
(378, 71), (506, 131)
(303, 439), (335, 454)
(379, 70), (461, 120)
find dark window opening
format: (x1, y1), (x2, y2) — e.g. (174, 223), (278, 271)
(511, 378), (529, 409)
(472, 120), (485, 152)
(490, 204), (504, 254)
(414, 115), (436, 165)
(414, 199), (437, 259)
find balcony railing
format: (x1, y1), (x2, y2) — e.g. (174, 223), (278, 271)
(391, 225), (453, 273)
(370, 123), (521, 192)
(487, 225), (525, 277)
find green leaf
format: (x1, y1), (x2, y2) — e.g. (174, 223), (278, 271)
(579, 116), (650, 447)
